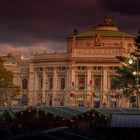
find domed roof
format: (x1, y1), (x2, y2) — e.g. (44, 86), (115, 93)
(76, 18), (133, 38)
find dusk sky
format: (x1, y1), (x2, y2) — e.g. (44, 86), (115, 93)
(0, 0), (140, 56)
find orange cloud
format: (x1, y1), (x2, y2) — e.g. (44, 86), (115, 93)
(0, 41), (66, 57)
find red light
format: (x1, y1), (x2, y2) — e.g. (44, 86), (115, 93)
(70, 93), (75, 97)
(72, 82), (74, 86)
(92, 92), (95, 96)
(79, 79), (84, 83)
(90, 80), (92, 84)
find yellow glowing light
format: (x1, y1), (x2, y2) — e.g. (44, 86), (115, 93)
(21, 56), (24, 60)
(133, 71), (136, 75)
(128, 59), (133, 64)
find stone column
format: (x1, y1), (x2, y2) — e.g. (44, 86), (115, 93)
(71, 66), (76, 106)
(87, 67), (92, 92)
(75, 75), (78, 91)
(66, 67), (70, 90)
(28, 66), (35, 106)
(103, 67), (108, 92)
(42, 67), (46, 103)
(34, 69), (38, 106)
(71, 66), (75, 88)
(65, 67), (70, 105)
(53, 67), (57, 105)
(103, 66), (108, 106)
(87, 67), (92, 106)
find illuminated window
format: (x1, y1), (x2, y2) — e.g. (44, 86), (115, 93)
(78, 75), (85, 90)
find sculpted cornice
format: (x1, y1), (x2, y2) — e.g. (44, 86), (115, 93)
(71, 48), (123, 57)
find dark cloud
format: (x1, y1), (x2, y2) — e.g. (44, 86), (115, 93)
(0, 0), (99, 46)
(99, 0), (140, 15)
(0, 0), (139, 55)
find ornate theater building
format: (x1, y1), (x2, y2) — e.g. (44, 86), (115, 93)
(28, 18), (135, 107)
(1, 18), (136, 107)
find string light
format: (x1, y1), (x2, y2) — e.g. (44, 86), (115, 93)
(105, 117), (108, 120)
(70, 119), (73, 122)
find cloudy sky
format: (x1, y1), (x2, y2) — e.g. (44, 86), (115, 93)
(0, 0), (140, 56)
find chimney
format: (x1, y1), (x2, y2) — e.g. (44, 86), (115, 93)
(74, 29), (77, 36)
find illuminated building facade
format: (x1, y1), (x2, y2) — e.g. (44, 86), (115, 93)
(28, 18), (135, 107)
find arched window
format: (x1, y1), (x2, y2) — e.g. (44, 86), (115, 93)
(61, 78), (65, 90)
(22, 79), (28, 89)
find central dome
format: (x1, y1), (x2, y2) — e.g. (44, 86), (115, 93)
(93, 18), (119, 31)
(76, 18), (133, 38)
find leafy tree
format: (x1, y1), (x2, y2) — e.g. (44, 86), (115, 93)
(112, 57), (135, 92)
(135, 29), (140, 49)
(0, 57), (20, 106)
(113, 30), (140, 107)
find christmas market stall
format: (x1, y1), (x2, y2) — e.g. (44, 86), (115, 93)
(0, 108), (17, 122)
(109, 109), (140, 139)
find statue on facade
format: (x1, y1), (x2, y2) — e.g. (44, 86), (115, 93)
(94, 33), (101, 46)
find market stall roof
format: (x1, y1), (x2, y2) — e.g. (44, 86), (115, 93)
(110, 114), (140, 128)
(1, 107), (140, 121)
(10, 107), (26, 113)
(39, 106), (88, 119)
(93, 108), (140, 117)
(0, 109), (17, 120)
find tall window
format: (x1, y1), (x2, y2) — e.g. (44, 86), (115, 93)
(94, 76), (101, 92)
(49, 77), (53, 90)
(111, 77), (117, 90)
(22, 79), (28, 89)
(38, 76), (43, 90)
(78, 75), (85, 90)
(61, 78), (65, 90)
